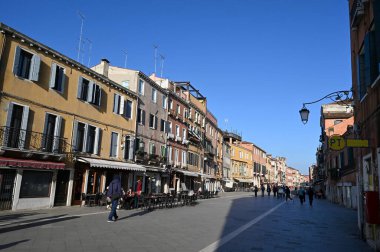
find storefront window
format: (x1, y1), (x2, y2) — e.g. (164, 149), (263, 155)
(20, 171), (52, 198)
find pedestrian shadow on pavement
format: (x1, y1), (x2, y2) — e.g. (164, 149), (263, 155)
(118, 209), (153, 220)
(0, 215), (79, 234)
(0, 239), (29, 250)
(0, 214), (70, 228)
(0, 212), (45, 222)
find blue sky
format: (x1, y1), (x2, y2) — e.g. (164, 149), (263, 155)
(1, 0), (352, 174)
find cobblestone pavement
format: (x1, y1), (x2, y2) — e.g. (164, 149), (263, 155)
(0, 192), (373, 252)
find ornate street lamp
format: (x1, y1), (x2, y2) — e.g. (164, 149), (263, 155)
(299, 90), (352, 124)
(299, 106), (310, 124)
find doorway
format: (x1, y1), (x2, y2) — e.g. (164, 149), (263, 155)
(54, 170), (70, 206)
(0, 169), (16, 210)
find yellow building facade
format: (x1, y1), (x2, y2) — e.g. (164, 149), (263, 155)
(0, 23), (141, 210)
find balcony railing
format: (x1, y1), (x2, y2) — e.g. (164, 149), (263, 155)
(0, 126), (68, 154)
(350, 0), (364, 27)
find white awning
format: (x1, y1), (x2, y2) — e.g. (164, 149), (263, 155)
(235, 178), (254, 183)
(200, 173), (216, 179)
(173, 168), (199, 177)
(143, 165), (167, 172)
(77, 157), (146, 172)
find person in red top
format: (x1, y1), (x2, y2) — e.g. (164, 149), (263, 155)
(136, 179), (142, 195)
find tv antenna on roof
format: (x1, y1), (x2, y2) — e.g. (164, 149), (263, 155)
(153, 45), (158, 74)
(224, 118), (229, 130)
(77, 11), (85, 62)
(160, 54), (165, 77)
(122, 50), (128, 68)
(85, 38), (92, 67)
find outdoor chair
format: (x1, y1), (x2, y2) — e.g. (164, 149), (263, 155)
(98, 193), (108, 206)
(137, 195), (147, 209)
(87, 194), (96, 206)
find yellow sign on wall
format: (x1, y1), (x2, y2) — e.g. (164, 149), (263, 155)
(347, 139), (369, 148)
(329, 136), (369, 151)
(329, 136), (345, 151)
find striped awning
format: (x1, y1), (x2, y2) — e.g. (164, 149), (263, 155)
(77, 157), (145, 172)
(172, 168), (199, 177)
(0, 157), (65, 170)
(235, 178), (254, 183)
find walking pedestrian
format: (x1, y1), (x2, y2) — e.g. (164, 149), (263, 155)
(267, 185), (271, 196)
(278, 186), (284, 199)
(261, 184), (265, 197)
(285, 186), (292, 201)
(254, 186), (258, 197)
(107, 175), (122, 222)
(308, 187), (315, 207)
(298, 187), (306, 205)
(273, 185), (278, 198)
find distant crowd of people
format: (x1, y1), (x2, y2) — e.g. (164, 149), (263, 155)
(252, 184), (324, 207)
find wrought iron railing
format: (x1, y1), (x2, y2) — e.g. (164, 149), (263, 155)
(0, 126), (68, 154)
(350, 0), (364, 27)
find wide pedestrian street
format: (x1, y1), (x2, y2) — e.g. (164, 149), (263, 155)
(0, 192), (372, 252)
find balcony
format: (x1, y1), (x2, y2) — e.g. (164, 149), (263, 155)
(135, 150), (147, 163)
(350, 0), (364, 28)
(175, 136), (182, 142)
(0, 126), (68, 159)
(175, 113), (183, 121)
(167, 133), (175, 140)
(148, 154), (160, 166)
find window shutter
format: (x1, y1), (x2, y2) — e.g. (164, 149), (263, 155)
(94, 127), (101, 155)
(165, 121), (170, 133)
(113, 94), (120, 113)
(13, 46), (21, 76)
(53, 115), (62, 152)
(72, 120), (78, 151)
(19, 105), (30, 149)
(142, 110), (146, 125)
(111, 132), (118, 157)
(49, 63), (57, 88)
(126, 100), (132, 118)
(154, 116), (158, 130)
(363, 32), (375, 88)
(97, 86), (102, 106)
(5, 102), (14, 128)
(87, 81), (94, 103)
(59, 68), (66, 93)
(42, 113), (49, 149)
(29, 54), (41, 81)
(369, 31), (378, 84)
(83, 124), (88, 152)
(128, 136), (135, 160)
(77, 77), (83, 98)
(119, 96), (125, 114)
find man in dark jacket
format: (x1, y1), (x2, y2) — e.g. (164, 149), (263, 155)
(307, 187), (315, 207)
(107, 175), (122, 222)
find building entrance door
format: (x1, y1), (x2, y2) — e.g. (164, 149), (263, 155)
(0, 169), (16, 210)
(54, 170), (70, 206)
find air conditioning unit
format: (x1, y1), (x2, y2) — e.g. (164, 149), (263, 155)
(182, 139), (189, 145)
(167, 133), (175, 139)
(175, 136), (182, 142)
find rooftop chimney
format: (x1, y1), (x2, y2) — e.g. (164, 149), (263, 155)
(100, 58), (110, 77)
